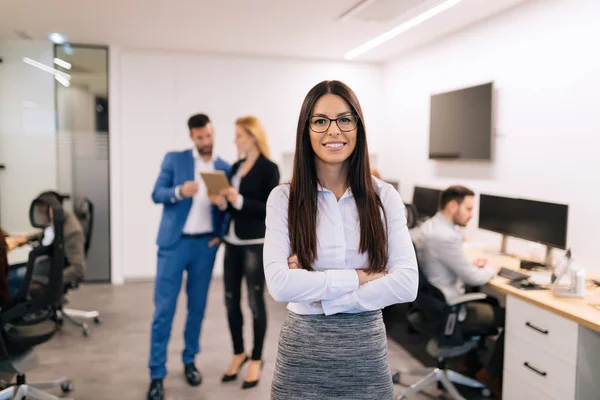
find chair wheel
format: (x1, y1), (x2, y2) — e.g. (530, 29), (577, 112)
(481, 387), (492, 397)
(392, 371), (401, 384)
(61, 380), (73, 393)
(82, 324), (89, 336)
(94, 316), (101, 324)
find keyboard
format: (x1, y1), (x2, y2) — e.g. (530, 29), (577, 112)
(498, 267), (529, 281)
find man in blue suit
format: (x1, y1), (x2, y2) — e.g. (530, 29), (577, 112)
(148, 114), (231, 400)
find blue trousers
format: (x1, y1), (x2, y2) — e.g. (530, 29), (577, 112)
(148, 236), (218, 379)
(7, 263), (27, 297)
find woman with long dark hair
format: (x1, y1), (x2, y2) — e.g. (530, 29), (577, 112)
(263, 80), (418, 399)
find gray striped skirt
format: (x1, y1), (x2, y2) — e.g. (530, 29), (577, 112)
(271, 310), (394, 400)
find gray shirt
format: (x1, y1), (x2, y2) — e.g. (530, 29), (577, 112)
(414, 212), (496, 301)
(31, 209), (86, 285)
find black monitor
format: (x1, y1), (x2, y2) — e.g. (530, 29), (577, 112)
(478, 194), (568, 263)
(429, 82), (493, 160)
(412, 186), (441, 220)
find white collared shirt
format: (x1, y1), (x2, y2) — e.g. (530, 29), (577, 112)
(415, 212), (496, 301)
(263, 178), (419, 316)
(178, 147), (214, 235)
(42, 226), (54, 246)
(223, 161), (265, 246)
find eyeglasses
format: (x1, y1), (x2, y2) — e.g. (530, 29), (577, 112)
(308, 114), (358, 133)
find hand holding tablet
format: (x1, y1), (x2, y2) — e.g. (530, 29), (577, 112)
(200, 171), (230, 195)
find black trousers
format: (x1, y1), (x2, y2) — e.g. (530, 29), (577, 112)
(223, 243), (267, 361)
(464, 302), (505, 378)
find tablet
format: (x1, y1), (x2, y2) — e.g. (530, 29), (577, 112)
(200, 171), (230, 194)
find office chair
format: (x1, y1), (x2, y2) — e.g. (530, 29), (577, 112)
(57, 196), (101, 336)
(404, 203), (418, 230)
(394, 249), (494, 400)
(0, 195), (73, 399)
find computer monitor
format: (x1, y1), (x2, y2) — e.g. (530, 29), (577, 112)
(478, 194), (568, 264)
(412, 186), (441, 220)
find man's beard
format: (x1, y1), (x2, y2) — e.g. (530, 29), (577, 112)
(197, 146), (212, 156)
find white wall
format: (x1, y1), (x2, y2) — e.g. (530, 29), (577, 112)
(382, 0), (600, 274)
(0, 40), (57, 233)
(56, 84), (96, 198)
(110, 48), (384, 281)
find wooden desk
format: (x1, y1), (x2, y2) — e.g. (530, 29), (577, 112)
(466, 247), (600, 400)
(466, 248), (600, 333)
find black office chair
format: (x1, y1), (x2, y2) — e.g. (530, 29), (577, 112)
(57, 197), (100, 336)
(394, 250), (495, 400)
(0, 195), (73, 399)
(404, 203), (419, 230)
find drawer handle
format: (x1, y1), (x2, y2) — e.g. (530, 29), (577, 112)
(524, 362), (547, 377)
(525, 322), (548, 335)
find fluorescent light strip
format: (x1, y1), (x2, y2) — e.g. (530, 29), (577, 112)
(23, 57), (71, 79)
(53, 57), (72, 70)
(55, 74), (70, 87)
(345, 0), (463, 60)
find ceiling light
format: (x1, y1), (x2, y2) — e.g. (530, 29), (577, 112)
(53, 57), (71, 70)
(55, 74), (70, 87)
(23, 57), (71, 80)
(48, 32), (67, 44)
(345, 0), (463, 60)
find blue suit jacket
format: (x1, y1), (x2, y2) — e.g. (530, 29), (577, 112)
(152, 149), (231, 248)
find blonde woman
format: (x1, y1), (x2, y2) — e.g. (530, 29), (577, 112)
(210, 116), (280, 389)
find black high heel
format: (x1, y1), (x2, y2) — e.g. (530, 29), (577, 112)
(221, 354), (249, 382)
(241, 360), (263, 389)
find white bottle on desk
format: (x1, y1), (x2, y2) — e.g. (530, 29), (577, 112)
(569, 267), (586, 297)
(575, 269), (586, 297)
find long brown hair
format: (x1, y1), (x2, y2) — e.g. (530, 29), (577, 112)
(288, 80), (388, 273)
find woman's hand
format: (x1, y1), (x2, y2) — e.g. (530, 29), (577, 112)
(208, 193), (227, 209)
(5, 235), (27, 251)
(288, 254), (302, 269)
(356, 269), (387, 285)
(5, 236), (19, 251)
(220, 187), (239, 204)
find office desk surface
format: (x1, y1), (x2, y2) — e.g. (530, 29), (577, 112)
(466, 248), (600, 333)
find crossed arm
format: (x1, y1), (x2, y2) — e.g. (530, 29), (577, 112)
(263, 186), (419, 316)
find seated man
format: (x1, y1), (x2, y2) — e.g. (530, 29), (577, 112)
(7, 191), (85, 296)
(415, 185), (503, 396)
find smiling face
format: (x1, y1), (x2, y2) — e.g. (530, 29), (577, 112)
(308, 93), (358, 167)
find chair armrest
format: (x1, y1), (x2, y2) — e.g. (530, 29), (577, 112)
(446, 293), (487, 306)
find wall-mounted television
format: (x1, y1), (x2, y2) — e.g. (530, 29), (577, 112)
(429, 82), (493, 160)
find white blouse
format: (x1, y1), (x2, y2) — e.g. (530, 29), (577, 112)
(223, 162), (265, 246)
(263, 178), (418, 316)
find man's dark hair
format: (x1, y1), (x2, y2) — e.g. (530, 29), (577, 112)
(439, 185), (475, 210)
(187, 114), (211, 131)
